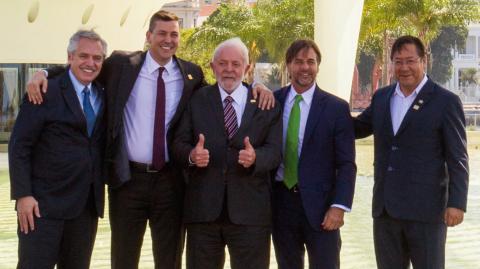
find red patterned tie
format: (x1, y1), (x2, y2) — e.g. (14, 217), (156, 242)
(224, 96), (238, 139)
(152, 67), (166, 170)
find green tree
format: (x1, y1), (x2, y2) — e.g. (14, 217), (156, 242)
(176, 28), (216, 83)
(358, 0), (407, 89)
(430, 25), (468, 84)
(460, 68), (479, 86)
(358, 0), (480, 89)
(178, 0), (314, 85)
(254, 0), (313, 84)
(394, 0), (480, 70)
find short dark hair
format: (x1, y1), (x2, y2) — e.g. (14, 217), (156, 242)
(285, 39), (322, 64)
(148, 10), (179, 32)
(390, 35), (426, 60)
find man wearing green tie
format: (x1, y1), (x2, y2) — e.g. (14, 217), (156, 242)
(272, 39), (356, 269)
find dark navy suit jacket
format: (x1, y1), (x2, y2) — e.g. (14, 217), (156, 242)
(355, 79), (469, 223)
(9, 71), (106, 219)
(274, 85), (356, 230)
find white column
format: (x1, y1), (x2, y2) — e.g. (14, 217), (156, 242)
(314, 0), (365, 101)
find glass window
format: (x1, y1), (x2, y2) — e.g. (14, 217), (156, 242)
(478, 36), (480, 59)
(0, 64), (20, 139)
(466, 36), (475, 55)
(0, 63), (62, 141)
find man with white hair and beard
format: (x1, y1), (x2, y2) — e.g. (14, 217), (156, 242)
(172, 38), (282, 269)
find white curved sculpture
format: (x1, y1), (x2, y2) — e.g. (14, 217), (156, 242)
(315, 0), (364, 101)
(0, 0), (177, 63)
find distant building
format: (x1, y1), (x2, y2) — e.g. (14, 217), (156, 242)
(447, 23), (480, 103)
(162, 0), (200, 28)
(163, 0), (258, 28)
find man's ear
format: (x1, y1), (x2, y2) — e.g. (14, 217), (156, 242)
(244, 64), (251, 75)
(67, 53), (73, 64)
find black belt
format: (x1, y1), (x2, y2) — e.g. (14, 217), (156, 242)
(274, 181), (300, 193)
(129, 161), (170, 173)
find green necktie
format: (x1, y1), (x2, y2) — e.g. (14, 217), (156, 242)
(284, 94), (302, 189)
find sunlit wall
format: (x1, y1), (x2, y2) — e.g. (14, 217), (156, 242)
(314, 0), (364, 101)
(0, 0), (176, 64)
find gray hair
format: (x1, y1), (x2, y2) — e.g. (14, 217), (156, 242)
(212, 37), (249, 65)
(67, 30), (108, 57)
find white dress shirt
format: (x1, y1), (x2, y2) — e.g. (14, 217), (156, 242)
(124, 51), (184, 164)
(218, 84), (248, 126)
(276, 83), (350, 212)
(390, 74), (427, 135)
(68, 69), (102, 115)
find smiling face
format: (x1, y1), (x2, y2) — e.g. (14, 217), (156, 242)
(392, 43), (426, 95)
(287, 47), (319, 94)
(210, 45), (250, 93)
(146, 19), (179, 66)
(68, 38), (104, 85)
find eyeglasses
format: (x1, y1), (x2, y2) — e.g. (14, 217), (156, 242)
(393, 58), (422, 67)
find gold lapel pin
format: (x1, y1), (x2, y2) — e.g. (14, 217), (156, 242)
(250, 99), (256, 104)
(413, 105), (420, 110)
(187, 74), (193, 80)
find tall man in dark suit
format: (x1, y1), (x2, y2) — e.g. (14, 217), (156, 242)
(26, 10), (274, 269)
(9, 30), (107, 269)
(272, 39), (356, 269)
(172, 38), (282, 269)
(355, 35), (469, 269)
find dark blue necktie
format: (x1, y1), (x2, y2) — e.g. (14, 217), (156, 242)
(82, 87), (96, 136)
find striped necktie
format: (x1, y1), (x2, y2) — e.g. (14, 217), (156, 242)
(224, 96), (238, 140)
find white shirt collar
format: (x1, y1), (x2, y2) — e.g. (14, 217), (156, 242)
(145, 50), (175, 75)
(394, 74), (428, 98)
(219, 83), (248, 104)
(68, 69), (93, 96)
(287, 83), (316, 106)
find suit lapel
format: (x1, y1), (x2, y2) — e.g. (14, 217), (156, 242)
(92, 82), (105, 136)
(383, 86), (395, 137)
(207, 84), (228, 140)
(276, 86), (290, 109)
(233, 84), (256, 144)
(115, 52), (145, 119)
(395, 79), (435, 136)
(60, 73), (88, 136)
(301, 86), (327, 152)
(169, 56), (194, 129)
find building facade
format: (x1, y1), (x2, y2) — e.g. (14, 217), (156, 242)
(447, 23), (480, 103)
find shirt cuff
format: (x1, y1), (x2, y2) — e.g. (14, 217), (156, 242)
(331, 204), (351, 212)
(188, 154), (195, 166)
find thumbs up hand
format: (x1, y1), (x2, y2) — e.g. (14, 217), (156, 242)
(238, 136), (256, 168)
(189, 134), (209, 167)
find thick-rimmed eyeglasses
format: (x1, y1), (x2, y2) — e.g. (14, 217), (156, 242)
(393, 58), (421, 67)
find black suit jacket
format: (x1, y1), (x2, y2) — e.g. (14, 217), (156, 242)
(46, 51), (206, 188)
(99, 51), (206, 187)
(355, 79), (469, 223)
(274, 85), (356, 230)
(172, 84), (282, 225)
(9, 71), (106, 219)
